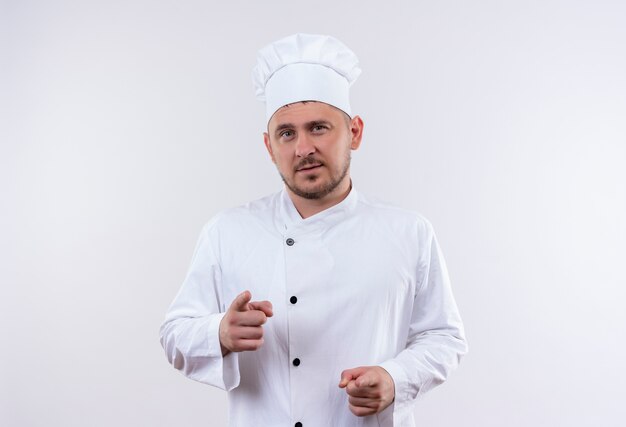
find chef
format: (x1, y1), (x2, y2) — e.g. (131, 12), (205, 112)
(159, 33), (468, 427)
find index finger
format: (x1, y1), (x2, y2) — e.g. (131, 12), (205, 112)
(229, 291), (252, 312)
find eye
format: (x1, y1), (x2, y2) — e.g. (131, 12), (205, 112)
(280, 130), (294, 138)
(312, 125), (328, 132)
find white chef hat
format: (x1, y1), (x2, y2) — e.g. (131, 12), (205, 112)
(252, 33), (361, 124)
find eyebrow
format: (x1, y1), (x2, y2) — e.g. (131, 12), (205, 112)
(274, 120), (333, 137)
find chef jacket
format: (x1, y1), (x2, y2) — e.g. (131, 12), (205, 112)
(160, 184), (467, 427)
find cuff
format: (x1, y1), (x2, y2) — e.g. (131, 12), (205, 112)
(207, 312), (240, 390)
(378, 359), (414, 424)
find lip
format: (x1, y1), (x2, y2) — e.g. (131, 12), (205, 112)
(296, 164), (322, 172)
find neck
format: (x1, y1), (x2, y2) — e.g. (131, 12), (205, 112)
(287, 178), (352, 219)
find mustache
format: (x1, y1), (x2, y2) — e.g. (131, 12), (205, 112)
(295, 157), (323, 171)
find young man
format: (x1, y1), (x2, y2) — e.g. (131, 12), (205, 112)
(160, 33), (467, 427)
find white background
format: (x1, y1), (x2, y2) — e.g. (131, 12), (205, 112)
(2, 1), (625, 426)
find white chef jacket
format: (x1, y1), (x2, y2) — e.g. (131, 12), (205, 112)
(160, 184), (467, 427)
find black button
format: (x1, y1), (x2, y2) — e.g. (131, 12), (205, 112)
(290, 296), (297, 304)
(286, 238), (295, 246)
(292, 358), (300, 366)
(295, 423), (303, 427)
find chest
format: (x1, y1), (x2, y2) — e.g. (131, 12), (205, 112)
(219, 225), (418, 314)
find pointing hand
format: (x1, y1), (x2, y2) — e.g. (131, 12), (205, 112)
(219, 290), (273, 356)
(338, 366), (395, 417)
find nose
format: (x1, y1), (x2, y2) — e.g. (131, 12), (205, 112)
(294, 133), (315, 158)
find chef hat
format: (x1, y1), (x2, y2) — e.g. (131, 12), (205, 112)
(252, 33), (361, 124)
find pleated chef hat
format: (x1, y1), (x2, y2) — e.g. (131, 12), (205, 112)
(252, 33), (361, 124)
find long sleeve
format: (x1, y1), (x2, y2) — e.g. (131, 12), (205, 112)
(159, 219), (240, 390)
(378, 219), (468, 423)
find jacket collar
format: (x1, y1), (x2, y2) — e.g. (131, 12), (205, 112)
(277, 181), (359, 235)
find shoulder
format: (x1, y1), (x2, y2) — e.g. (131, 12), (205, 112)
(354, 190), (434, 236)
(200, 190), (281, 236)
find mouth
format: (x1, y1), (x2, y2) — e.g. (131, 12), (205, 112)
(296, 164), (322, 172)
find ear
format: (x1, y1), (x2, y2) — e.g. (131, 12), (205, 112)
(263, 132), (276, 164)
(349, 115), (364, 150)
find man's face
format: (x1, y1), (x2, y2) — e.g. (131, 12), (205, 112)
(263, 101), (363, 200)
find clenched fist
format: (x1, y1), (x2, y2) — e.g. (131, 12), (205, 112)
(338, 366), (395, 417)
(219, 290), (273, 357)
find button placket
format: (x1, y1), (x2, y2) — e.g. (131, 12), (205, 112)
(284, 231), (315, 427)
